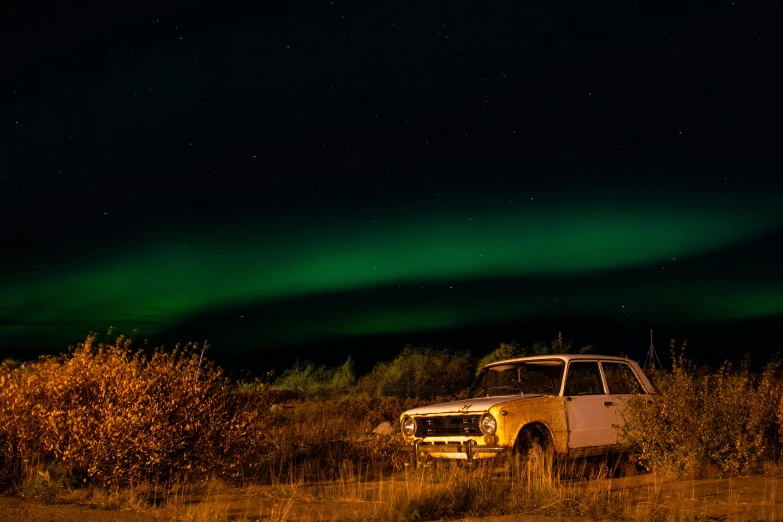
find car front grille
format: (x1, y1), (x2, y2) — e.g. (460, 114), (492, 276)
(415, 415), (481, 436)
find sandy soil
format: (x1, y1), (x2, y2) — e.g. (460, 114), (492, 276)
(1, 474), (782, 521)
(0, 494), (164, 522)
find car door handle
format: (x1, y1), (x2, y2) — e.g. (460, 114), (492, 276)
(603, 401), (613, 407)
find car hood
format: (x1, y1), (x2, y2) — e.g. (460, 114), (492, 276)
(403, 394), (545, 416)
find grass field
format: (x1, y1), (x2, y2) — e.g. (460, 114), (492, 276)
(2, 332), (783, 521)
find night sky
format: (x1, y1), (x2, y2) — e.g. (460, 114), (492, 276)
(2, 1), (782, 375)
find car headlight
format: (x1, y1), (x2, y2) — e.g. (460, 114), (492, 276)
(479, 413), (497, 435)
(402, 416), (416, 436)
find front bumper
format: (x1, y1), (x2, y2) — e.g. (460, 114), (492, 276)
(401, 440), (508, 469)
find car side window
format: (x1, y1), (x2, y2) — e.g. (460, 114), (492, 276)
(602, 362), (646, 394)
(564, 362), (605, 396)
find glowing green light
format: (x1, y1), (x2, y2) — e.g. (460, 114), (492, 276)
(0, 189), (781, 347)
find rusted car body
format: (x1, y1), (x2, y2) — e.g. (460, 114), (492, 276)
(399, 354), (654, 467)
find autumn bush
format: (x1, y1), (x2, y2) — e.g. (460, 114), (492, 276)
(0, 332), (278, 487)
(274, 357), (356, 399)
(622, 350), (783, 478)
(357, 344), (474, 399)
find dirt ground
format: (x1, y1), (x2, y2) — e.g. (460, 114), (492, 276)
(0, 495), (164, 522)
(1, 474), (782, 521)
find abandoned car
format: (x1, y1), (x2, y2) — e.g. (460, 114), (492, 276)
(399, 354), (654, 470)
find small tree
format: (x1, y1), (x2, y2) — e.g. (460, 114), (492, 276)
(359, 345), (474, 399)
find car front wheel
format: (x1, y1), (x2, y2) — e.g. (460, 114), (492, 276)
(511, 428), (554, 486)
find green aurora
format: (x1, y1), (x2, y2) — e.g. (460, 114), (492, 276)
(1, 190), (782, 349)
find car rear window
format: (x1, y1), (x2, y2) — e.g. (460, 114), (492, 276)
(602, 362), (646, 394)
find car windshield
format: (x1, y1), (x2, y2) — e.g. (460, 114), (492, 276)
(468, 360), (565, 398)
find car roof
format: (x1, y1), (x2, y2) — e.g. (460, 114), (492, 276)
(484, 353), (637, 367)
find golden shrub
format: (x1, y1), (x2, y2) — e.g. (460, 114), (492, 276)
(0, 333), (278, 486)
(622, 352), (782, 478)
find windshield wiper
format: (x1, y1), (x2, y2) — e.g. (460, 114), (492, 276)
(469, 385), (487, 398)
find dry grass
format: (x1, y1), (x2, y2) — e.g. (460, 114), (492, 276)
(173, 458), (783, 521)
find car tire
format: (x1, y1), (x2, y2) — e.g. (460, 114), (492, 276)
(511, 429), (554, 485)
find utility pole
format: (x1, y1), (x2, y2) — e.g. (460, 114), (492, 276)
(644, 329), (662, 369)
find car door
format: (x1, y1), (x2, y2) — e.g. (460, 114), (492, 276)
(563, 361), (617, 448)
(601, 361), (648, 443)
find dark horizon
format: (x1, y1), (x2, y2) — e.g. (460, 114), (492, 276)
(5, 313), (781, 379)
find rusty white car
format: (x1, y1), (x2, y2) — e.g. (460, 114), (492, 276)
(399, 354), (654, 471)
